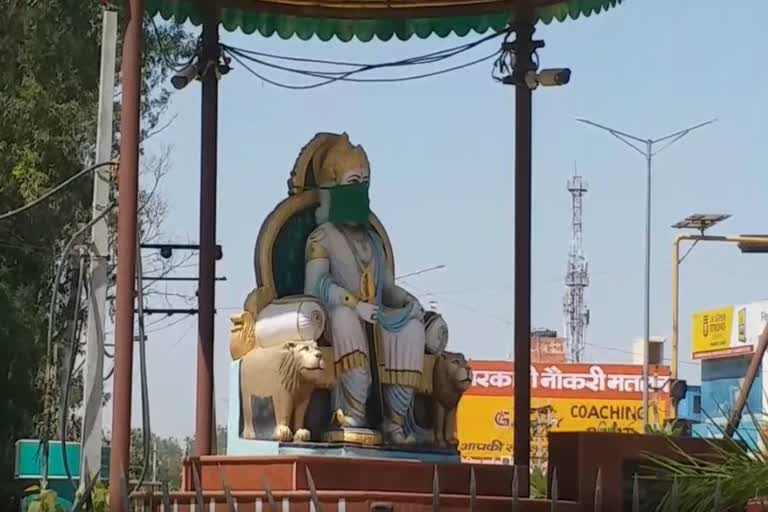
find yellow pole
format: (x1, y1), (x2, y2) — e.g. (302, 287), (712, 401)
(671, 236), (682, 382)
(670, 236), (682, 420)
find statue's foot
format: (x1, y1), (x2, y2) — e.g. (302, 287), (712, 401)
(293, 428), (311, 443)
(333, 409), (367, 429)
(273, 425), (293, 442)
(383, 419), (416, 445)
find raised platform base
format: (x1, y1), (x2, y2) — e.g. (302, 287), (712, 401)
(227, 439), (461, 464)
(131, 455), (580, 511)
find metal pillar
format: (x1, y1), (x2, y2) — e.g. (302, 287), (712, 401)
(109, 0), (143, 507)
(82, 9), (118, 482)
(671, 235), (680, 384)
(194, 10), (219, 457)
(641, 141), (651, 429)
(512, 17), (535, 493)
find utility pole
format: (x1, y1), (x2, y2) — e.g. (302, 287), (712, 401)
(81, 9), (118, 483)
(577, 117), (716, 428)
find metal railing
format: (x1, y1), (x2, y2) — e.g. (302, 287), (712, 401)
(120, 460), (723, 512)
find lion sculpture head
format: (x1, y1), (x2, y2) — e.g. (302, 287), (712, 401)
(433, 351), (472, 408)
(278, 341), (326, 394)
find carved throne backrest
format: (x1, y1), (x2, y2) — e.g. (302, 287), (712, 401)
(252, 132), (395, 307)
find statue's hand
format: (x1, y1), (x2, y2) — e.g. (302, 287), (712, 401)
(355, 302), (379, 324)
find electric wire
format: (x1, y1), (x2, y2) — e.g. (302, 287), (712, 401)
(40, 201), (116, 484)
(61, 253), (87, 489)
(0, 161), (115, 221)
(224, 28), (505, 69)
(227, 47), (500, 87)
(400, 281), (702, 367)
(132, 229), (152, 494)
(222, 29), (507, 89)
(226, 38), (493, 74)
(143, 312), (194, 334)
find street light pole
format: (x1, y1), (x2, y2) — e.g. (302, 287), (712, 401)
(643, 140), (652, 430)
(577, 117), (716, 428)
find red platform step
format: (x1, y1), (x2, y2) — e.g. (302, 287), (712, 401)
(130, 455), (581, 511)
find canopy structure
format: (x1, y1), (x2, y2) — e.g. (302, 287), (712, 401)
(148, 0), (621, 41)
(107, 0), (623, 508)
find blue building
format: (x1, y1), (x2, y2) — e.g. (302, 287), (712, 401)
(692, 356), (766, 450)
(686, 301), (768, 449)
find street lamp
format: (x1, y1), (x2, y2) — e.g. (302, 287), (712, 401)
(671, 220), (768, 392)
(577, 117), (717, 429)
(670, 214), (731, 388)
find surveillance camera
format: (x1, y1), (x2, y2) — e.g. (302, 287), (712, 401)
(537, 68), (571, 87)
(160, 246), (173, 259)
(171, 63), (199, 90)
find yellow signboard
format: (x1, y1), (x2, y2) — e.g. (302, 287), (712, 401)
(691, 306), (734, 357)
(457, 395), (668, 467)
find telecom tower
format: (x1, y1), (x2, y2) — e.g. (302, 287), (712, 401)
(563, 172), (590, 362)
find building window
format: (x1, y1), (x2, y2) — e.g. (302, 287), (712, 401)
(693, 395), (702, 414)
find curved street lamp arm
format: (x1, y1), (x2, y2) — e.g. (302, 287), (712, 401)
(650, 118), (719, 156)
(575, 118), (647, 156)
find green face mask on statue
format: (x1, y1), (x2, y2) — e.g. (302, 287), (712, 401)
(326, 182), (370, 226)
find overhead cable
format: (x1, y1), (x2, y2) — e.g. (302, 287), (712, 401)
(227, 48), (500, 87)
(0, 161), (116, 221)
(40, 201), (116, 484)
(61, 253), (87, 489)
(132, 230), (152, 493)
(222, 29), (507, 90)
(223, 28), (505, 69)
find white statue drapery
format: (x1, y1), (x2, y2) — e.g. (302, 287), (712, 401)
(305, 222), (426, 443)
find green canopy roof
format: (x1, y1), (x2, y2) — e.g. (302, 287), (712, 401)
(148, 0), (622, 42)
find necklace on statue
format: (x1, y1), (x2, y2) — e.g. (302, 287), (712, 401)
(339, 224), (376, 303)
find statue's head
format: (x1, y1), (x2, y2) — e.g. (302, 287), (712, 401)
(437, 351), (473, 393)
(278, 341), (326, 392)
(312, 133), (371, 226)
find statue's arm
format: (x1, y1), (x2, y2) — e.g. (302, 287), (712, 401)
(304, 229), (358, 309)
(305, 258), (358, 309)
(375, 235), (423, 313)
(382, 276), (420, 309)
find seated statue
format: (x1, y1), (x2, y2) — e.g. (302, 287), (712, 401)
(229, 132), (452, 447)
(303, 133), (430, 444)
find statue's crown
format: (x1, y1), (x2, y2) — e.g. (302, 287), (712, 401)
(313, 133), (369, 186)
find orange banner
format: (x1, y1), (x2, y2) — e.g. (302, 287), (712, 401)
(467, 361), (670, 400)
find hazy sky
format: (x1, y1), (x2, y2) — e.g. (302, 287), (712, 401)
(103, 0), (768, 438)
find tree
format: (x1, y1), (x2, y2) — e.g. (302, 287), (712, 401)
(128, 429), (185, 490)
(183, 425), (229, 457)
(0, 1), (194, 504)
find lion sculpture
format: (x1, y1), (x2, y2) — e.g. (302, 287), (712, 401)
(432, 351), (472, 448)
(240, 341), (325, 442)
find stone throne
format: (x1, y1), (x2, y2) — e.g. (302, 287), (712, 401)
(227, 133), (464, 459)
